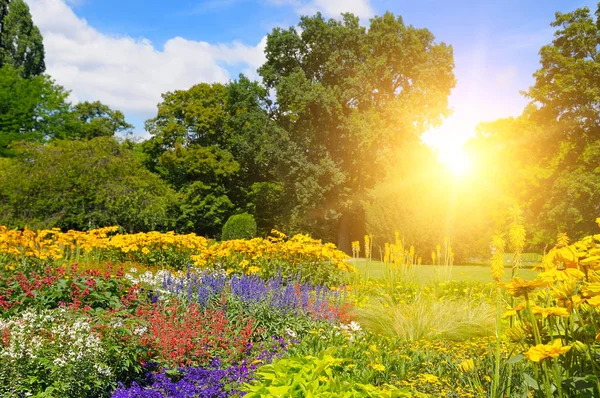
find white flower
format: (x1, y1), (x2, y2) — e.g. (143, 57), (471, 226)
(348, 321), (362, 332)
(285, 328), (297, 338)
(133, 326), (147, 336)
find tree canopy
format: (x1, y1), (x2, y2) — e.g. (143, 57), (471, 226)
(258, 12), (455, 249)
(471, 3), (600, 245)
(0, 137), (176, 231)
(0, 0), (45, 77)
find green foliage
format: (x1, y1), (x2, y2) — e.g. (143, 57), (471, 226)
(0, 309), (116, 397)
(222, 213), (257, 240)
(259, 12), (455, 244)
(0, 137), (177, 231)
(0, 66), (130, 157)
(241, 349), (414, 397)
(0, 65), (71, 156)
(143, 76), (290, 237)
(0, 0), (45, 77)
(67, 101), (133, 139)
(472, 3), (600, 246)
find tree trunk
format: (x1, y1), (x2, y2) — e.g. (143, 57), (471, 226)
(337, 213), (351, 254)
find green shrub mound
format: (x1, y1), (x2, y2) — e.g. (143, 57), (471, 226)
(221, 213), (257, 240)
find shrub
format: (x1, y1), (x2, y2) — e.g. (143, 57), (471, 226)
(221, 213), (257, 240)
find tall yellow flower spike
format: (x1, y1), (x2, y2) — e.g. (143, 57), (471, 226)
(490, 231), (505, 283)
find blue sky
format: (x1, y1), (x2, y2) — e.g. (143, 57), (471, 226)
(28, 0), (594, 152)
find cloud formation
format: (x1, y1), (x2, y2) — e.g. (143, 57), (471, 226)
(28, 0), (266, 118)
(269, 0), (374, 19)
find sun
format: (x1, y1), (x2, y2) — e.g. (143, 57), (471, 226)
(439, 148), (472, 177)
(422, 116), (476, 178)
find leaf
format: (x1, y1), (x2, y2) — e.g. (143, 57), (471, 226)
(523, 373), (539, 390)
(506, 354), (524, 364)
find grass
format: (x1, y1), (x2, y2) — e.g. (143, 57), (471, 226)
(353, 294), (496, 341)
(348, 259), (538, 283)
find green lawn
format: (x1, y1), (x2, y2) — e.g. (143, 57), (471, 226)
(348, 259), (538, 284)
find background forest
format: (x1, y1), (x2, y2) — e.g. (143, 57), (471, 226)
(1, 0), (599, 262)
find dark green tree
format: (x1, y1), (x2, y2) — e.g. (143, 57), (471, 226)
(0, 137), (176, 231)
(259, 12), (455, 250)
(0, 0), (45, 77)
(143, 76), (290, 237)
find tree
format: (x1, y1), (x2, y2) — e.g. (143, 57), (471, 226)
(472, 3), (600, 244)
(143, 76), (290, 236)
(0, 137), (176, 231)
(0, 0), (45, 77)
(67, 101), (133, 139)
(0, 65), (70, 156)
(259, 12), (455, 250)
(0, 65), (133, 156)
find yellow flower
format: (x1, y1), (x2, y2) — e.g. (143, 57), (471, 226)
(503, 277), (549, 297)
(368, 344), (378, 352)
(370, 363), (385, 371)
(530, 305), (570, 318)
(318, 376), (328, 382)
(458, 359), (474, 373)
(141, 247), (150, 255)
(502, 301), (527, 318)
(246, 266), (260, 274)
(525, 339), (571, 362)
(421, 374), (439, 383)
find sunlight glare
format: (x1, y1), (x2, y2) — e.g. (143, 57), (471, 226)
(440, 148), (472, 177)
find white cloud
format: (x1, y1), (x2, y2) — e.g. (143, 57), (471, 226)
(27, 0), (266, 119)
(270, 0), (374, 19)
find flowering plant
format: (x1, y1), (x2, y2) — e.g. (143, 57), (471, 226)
(0, 308), (115, 397)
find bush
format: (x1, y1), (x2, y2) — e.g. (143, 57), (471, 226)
(221, 213), (257, 240)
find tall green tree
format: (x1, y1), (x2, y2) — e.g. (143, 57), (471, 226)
(0, 0), (45, 77)
(473, 3), (600, 243)
(259, 12), (455, 249)
(0, 137), (176, 231)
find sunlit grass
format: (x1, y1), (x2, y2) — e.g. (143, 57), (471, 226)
(349, 259), (538, 283)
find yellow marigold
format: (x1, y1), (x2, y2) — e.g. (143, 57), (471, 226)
(525, 339), (571, 362)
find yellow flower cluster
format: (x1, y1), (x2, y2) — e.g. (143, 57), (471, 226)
(0, 226), (352, 278)
(499, 225), (600, 391)
(190, 231), (351, 272)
